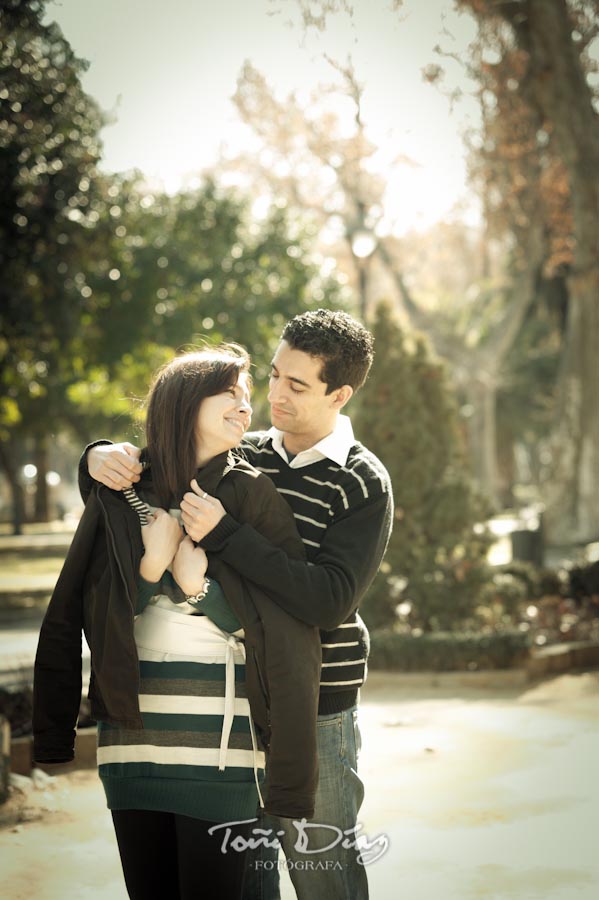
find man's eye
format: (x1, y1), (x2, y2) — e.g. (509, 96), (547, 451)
(290, 385), (303, 394)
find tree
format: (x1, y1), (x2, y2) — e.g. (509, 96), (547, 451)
(0, 0), (105, 529)
(353, 302), (491, 631)
(458, 0), (599, 541)
(223, 59), (389, 319)
(225, 47), (550, 510)
(66, 174), (345, 429)
(269, 0), (599, 540)
(0, 1), (344, 531)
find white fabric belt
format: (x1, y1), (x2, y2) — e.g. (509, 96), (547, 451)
(134, 604), (264, 807)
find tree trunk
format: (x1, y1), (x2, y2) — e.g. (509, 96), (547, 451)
(33, 432), (49, 522)
(0, 441), (25, 535)
(500, 0), (599, 540)
(467, 378), (499, 504)
(545, 279), (599, 541)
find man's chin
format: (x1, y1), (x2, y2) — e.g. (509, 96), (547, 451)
(270, 409), (291, 426)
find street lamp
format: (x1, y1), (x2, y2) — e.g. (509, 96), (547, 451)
(350, 227), (377, 321)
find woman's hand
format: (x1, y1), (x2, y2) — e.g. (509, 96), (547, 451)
(180, 480), (226, 542)
(172, 536), (209, 596)
(139, 509), (183, 583)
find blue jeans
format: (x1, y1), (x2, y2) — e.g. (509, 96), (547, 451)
(243, 706), (368, 900)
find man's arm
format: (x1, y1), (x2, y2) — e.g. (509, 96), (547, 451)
(199, 491), (393, 632)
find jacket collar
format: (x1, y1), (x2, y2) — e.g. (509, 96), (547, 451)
(135, 449), (237, 504)
(193, 449), (237, 495)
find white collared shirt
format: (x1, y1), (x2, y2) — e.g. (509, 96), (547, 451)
(266, 414), (355, 469)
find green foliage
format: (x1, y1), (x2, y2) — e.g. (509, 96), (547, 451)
(0, 0), (105, 439)
(495, 293), (562, 494)
(0, 2), (344, 528)
(353, 302), (493, 631)
(478, 573), (528, 621)
(369, 629), (531, 672)
(64, 174), (342, 436)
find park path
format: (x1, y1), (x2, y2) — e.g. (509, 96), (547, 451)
(0, 670), (597, 899)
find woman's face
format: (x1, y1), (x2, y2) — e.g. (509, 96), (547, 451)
(194, 372), (252, 465)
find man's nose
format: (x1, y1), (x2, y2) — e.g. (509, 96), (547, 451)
(268, 379), (282, 403)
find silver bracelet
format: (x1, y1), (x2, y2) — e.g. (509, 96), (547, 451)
(185, 578), (211, 605)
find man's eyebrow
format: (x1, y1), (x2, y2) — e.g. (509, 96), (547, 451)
(270, 362), (311, 389)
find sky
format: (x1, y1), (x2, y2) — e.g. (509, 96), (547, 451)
(44, 0), (480, 236)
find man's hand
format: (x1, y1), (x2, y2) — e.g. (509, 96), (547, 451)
(139, 509), (183, 583)
(88, 442), (142, 490)
(180, 479), (226, 542)
(172, 536), (209, 596)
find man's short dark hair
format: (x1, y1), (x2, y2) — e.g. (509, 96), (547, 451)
(281, 309), (374, 393)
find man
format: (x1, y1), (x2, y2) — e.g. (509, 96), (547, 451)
(82, 309), (393, 900)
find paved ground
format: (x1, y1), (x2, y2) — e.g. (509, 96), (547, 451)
(1, 670), (597, 899)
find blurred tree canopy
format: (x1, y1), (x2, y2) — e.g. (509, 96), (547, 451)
(273, 0), (599, 543)
(0, 0), (105, 527)
(224, 57), (389, 319)
(0, 0), (343, 531)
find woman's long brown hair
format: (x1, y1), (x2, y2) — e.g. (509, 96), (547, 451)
(144, 344), (250, 507)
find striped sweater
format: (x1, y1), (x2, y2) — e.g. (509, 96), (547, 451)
(200, 431), (393, 715)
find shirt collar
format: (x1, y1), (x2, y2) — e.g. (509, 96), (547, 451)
(266, 414), (354, 468)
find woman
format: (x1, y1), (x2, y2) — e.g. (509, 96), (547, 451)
(33, 345), (321, 900)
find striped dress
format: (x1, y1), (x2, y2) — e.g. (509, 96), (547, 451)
(96, 502), (265, 823)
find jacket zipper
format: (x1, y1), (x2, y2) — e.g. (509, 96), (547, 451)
(96, 489), (143, 725)
(97, 490), (135, 610)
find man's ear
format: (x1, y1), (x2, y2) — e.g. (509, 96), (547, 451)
(332, 385), (353, 409)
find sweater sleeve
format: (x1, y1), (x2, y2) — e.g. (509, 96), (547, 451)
(201, 487), (393, 631)
(137, 574), (159, 613)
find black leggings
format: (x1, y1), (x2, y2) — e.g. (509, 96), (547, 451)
(111, 809), (251, 900)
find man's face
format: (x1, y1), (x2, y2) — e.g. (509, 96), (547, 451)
(268, 340), (341, 445)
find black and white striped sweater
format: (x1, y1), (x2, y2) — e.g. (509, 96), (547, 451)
(200, 431), (393, 716)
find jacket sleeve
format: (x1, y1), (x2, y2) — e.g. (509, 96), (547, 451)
(236, 474), (307, 562)
(201, 486), (393, 631)
(33, 499), (99, 762)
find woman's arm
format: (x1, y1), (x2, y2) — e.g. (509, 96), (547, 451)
(139, 509), (183, 583)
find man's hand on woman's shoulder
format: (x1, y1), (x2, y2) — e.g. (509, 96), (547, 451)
(88, 442), (142, 490)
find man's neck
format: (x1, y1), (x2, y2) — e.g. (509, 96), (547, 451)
(281, 421), (337, 456)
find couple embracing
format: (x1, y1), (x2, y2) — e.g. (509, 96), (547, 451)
(34, 309), (393, 900)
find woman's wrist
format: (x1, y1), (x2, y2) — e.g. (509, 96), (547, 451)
(183, 578), (211, 605)
(139, 558), (165, 583)
(177, 575), (209, 598)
